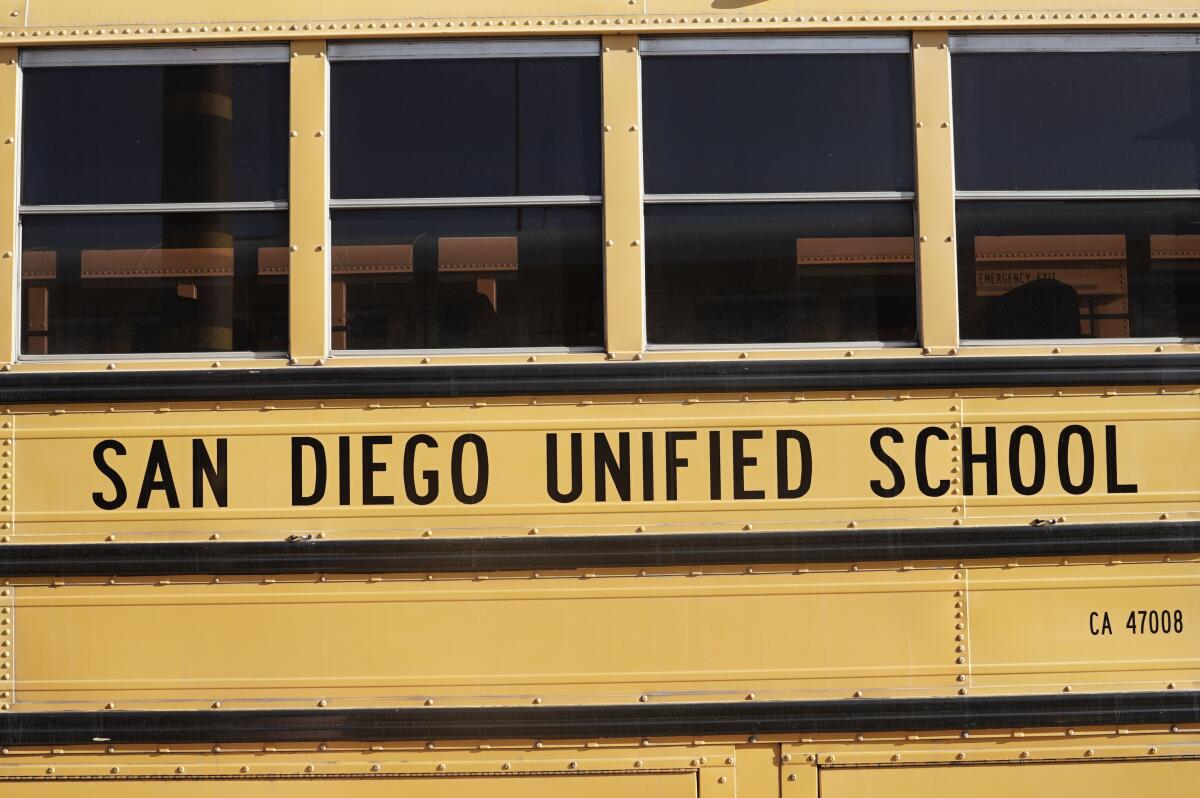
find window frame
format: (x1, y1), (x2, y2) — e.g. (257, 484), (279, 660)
(950, 31), (1200, 347)
(640, 34), (921, 351)
(16, 43), (292, 361)
(326, 37), (606, 356)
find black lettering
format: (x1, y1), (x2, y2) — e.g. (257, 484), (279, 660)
(1090, 611), (1100, 636)
(338, 435), (351, 506)
(708, 430), (722, 501)
(137, 439), (180, 509)
(361, 435), (394, 505)
(595, 432), (631, 502)
(963, 426), (998, 496)
(776, 430), (812, 499)
(192, 438), (228, 508)
(869, 427), (905, 498)
(665, 431), (697, 501)
(451, 434), (488, 505)
(1058, 425), (1094, 495)
(91, 439), (128, 510)
(403, 434), (439, 506)
(1008, 425), (1046, 496)
(291, 437), (326, 506)
(1105, 425), (1138, 494)
(915, 426), (950, 497)
(641, 431), (655, 501)
(546, 433), (583, 504)
(1102, 612), (1112, 634)
(733, 430), (765, 500)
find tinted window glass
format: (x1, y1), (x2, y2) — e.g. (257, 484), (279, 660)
(23, 64), (289, 205)
(331, 207), (602, 349)
(957, 200), (1200, 339)
(954, 52), (1200, 190)
(332, 58), (601, 198)
(643, 53), (914, 194)
(21, 213), (288, 354)
(646, 202), (916, 344)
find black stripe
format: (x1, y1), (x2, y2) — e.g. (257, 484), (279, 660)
(2, 692), (1196, 746)
(1, 521), (1195, 577)
(3, 354), (1200, 404)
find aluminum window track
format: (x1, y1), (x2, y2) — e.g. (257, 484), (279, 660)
(640, 34), (911, 56)
(955, 190), (1200, 201)
(329, 38), (600, 61)
(329, 195), (601, 209)
(644, 191), (914, 204)
(950, 32), (1200, 54)
(19, 201), (289, 215)
(21, 44), (290, 68)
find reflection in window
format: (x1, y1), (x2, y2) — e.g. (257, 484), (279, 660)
(329, 40), (603, 351)
(957, 201), (1200, 340)
(23, 63), (289, 205)
(641, 37), (917, 346)
(646, 203), (917, 344)
(332, 57), (600, 199)
(952, 47), (1200, 191)
(21, 213), (288, 354)
(19, 47), (290, 356)
(330, 208), (602, 350)
(643, 51), (914, 194)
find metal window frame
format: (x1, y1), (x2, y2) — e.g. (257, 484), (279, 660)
(950, 31), (1200, 54)
(328, 37), (600, 62)
(956, 190), (1200, 201)
(644, 191), (913, 204)
(640, 34), (911, 56)
(20, 44), (290, 68)
(19, 201), (288, 215)
(330, 195), (600, 210)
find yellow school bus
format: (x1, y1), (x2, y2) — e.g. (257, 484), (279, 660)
(0, 1), (1197, 796)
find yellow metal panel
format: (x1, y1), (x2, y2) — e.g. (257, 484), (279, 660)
(911, 31), (957, 353)
(735, 744), (782, 798)
(0, 48), (15, 366)
(966, 562), (1200, 691)
(820, 759), (1200, 798)
(957, 392), (1200, 524)
(0, 772), (698, 797)
(601, 35), (646, 358)
(11, 569), (960, 708)
(288, 39), (330, 363)
(11, 390), (1200, 541)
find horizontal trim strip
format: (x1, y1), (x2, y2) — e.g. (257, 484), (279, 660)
(0, 522), (1195, 578)
(641, 34), (911, 56)
(950, 32), (1200, 53)
(21, 44), (290, 68)
(328, 38), (600, 61)
(329, 195), (601, 209)
(4, 354), (1200, 404)
(19, 201), (289, 215)
(645, 191), (913, 204)
(955, 190), (1200, 201)
(2, 692), (1196, 746)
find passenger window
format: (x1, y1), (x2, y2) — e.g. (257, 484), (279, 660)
(19, 46), (289, 356)
(328, 39), (604, 351)
(641, 36), (917, 346)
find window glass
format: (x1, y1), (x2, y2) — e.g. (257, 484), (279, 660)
(22, 64), (289, 205)
(957, 200), (1200, 339)
(20, 213), (288, 354)
(331, 58), (601, 199)
(953, 52), (1200, 190)
(646, 202), (916, 344)
(643, 53), (914, 194)
(330, 207), (602, 349)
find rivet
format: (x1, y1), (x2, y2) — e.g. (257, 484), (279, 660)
(787, 774), (798, 781)
(568, 761), (578, 769)
(891, 753), (901, 761)
(436, 763), (447, 771)
(826, 755), (836, 763)
(111, 767), (120, 774)
(717, 776), (728, 784)
(639, 694), (649, 702)
(371, 764), (381, 772)
(634, 759), (643, 768)
(1019, 751), (1029, 759)
(45, 767), (55, 774)
(955, 753), (965, 760)
(1085, 749), (1094, 757)
(1149, 747), (1158, 755)
(176, 766), (186, 774)
(240, 766), (250, 774)
(317, 700), (327, 707)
